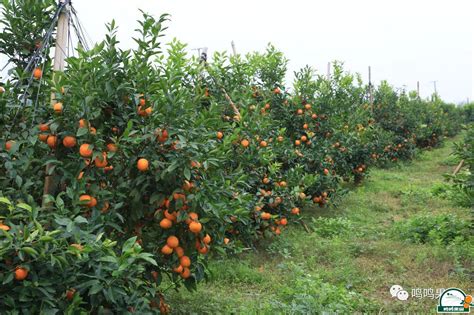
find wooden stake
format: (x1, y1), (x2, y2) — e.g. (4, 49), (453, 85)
(452, 159), (464, 176)
(43, 0), (70, 207)
(300, 220), (311, 233)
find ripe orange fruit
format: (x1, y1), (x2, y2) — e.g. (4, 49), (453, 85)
(137, 158), (149, 171)
(224, 237), (230, 245)
(14, 267), (28, 280)
(53, 102), (63, 113)
(291, 207), (300, 215)
(180, 267), (191, 279)
(202, 234), (211, 244)
(180, 256), (191, 267)
(66, 288), (76, 301)
(38, 134), (48, 142)
(182, 180), (193, 192)
(0, 86), (5, 93)
(47, 135), (57, 148)
(5, 140), (14, 151)
(101, 201), (110, 213)
(173, 265), (184, 273)
(305, 104), (311, 110)
(156, 128), (169, 143)
(33, 68), (42, 79)
(277, 136), (284, 142)
(62, 136), (76, 148)
(216, 131), (224, 139)
(161, 245), (173, 255)
(259, 140), (268, 148)
(173, 193), (186, 201)
(189, 221), (202, 233)
(264, 103), (271, 110)
(106, 143), (117, 152)
(323, 168), (329, 175)
(94, 152), (108, 168)
(241, 139), (250, 148)
(280, 218), (288, 226)
(139, 98), (146, 106)
(166, 236), (179, 248)
(185, 212), (199, 224)
(145, 107), (152, 115)
(89, 127), (97, 135)
(312, 113), (318, 119)
(261, 212), (271, 220)
(78, 119), (87, 128)
(273, 87), (281, 94)
(303, 123), (309, 129)
(79, 195), (97, 208)
(357, 167), (363, 172)
(159, 218), (172, 229)
(295, 140), (301, 146)
(174, 246), (184, 258)
(79, 144), (93, 158)
(198, 245), (209, 254)
(0, 223), (10, 231)
(297, 109), (303, 115)
(301, 135), (308, 142)
(39, 123), (49, 132)
(279, 181), (287, 187)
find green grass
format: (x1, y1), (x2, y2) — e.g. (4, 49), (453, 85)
(167, 135), (473, 314)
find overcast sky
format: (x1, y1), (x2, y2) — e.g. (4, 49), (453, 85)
(1, 0), (473, 103)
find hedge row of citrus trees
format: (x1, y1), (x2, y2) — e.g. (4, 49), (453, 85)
(0, 1), (464, 313)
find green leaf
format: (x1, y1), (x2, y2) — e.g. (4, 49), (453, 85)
(138, 253), (157, 266)
(21, 247), (39, 257)
(0, 197), (12, 206)
(76, 127), (88, 137)
(2, 272), (13, 284)
(121, 237), (137, 253)
(184, 167), (191, 180)
(16, 203), (32, 212)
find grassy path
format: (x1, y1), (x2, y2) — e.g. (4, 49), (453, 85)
(168, 136), (472, 314)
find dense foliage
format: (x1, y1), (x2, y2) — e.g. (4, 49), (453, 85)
(0, 1), (464, 313)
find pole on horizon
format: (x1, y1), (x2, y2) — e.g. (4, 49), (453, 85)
(43, 0), (70, 206)
(417, 81), (420, 98)
(327, 62), (330, 80)
(368, 66), (374, 111)
(231, 41), (237, 56)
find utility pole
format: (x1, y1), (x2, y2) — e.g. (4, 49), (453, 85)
(231, 41), (237, 56)
(326, 62), (330, 80)
(43, 0), (70, 206)
(368, 66), (374, 109)
(417, 81), (420, 98)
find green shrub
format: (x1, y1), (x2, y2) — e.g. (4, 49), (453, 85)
(392, 213), (470, 245)
(0, 196), (160, 313)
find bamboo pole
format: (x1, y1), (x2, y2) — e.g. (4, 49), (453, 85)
(43, 0), (70, 207)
